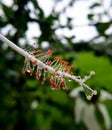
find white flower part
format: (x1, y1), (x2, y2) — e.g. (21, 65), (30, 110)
(70, 88), (101, 130)
(69, 87), (83, 98)
(82, 105), (101, 130)
(98, 104), (111, 130)
(99, 90), (112, 101)
(70, 88), (112, 130)
(74, 97), (86, 123)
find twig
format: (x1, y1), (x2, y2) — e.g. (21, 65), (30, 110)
(0, 33), (97, 100)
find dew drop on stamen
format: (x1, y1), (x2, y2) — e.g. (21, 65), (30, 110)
(26, 70), (30, 73)
(62, 87), (66, 89)
(50, 87), (56, 90)
(87, 95), (92, 100)
(68, 78), (72, 82)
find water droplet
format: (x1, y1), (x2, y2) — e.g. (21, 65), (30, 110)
(62, 87), (66, 89)
(82, 84), (97, 100)
(68, 78), (72, 82)
(26, 70), (30, 73)
(50, 87), (56, 90)
(87, 95), (92, 100)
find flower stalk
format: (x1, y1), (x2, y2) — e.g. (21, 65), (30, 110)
(0, 33), (97, 100)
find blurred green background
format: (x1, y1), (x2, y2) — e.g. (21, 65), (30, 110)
(0, 0), (112, 130)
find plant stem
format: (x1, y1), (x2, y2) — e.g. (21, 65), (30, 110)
(0, 34), (29, 58)
(0, 33), (53, 72)
(0, 34), (79, 81)
(0, 34), (94, 86)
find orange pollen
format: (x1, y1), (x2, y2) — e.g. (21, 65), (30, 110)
(44, 67), (48, 71)
(47, 61), (52, 65)
(47, 50), (54, 56)
(56, 85), (60, 90)
(37, 50), (42, 53)
(32, 60), (37, 66)
(56, 77), (58, 80)
(62, 75), (66, 78)
(35, 54), (38, 58)
(41, 81), (45, 84)
(70, 72), (74, 76)
(55, 57), (61, 61)
(50, 79), (55, 86)
(61, 81), (65, 86)
(65, 87), (69, 91)
(22, 69), (25, 75)
(55, 69), (58, 72)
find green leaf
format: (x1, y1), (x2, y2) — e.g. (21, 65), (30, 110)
(95, 22), (111, 35)
(1, 3), (14, 19)
(88, 14), (94, 20)
(90, 3), (101, 8)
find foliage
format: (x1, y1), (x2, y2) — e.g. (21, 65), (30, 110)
(87, 1), (112, 60)
(0, 0), (112, 130)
